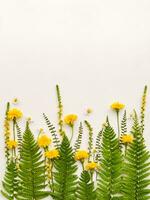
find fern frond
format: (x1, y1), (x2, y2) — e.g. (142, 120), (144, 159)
(17, 123), (49, 200)
(56, 85), (64, 136)
(97, 120), (123, 199)
(1, 161), (18, 199)
(43, 113), (60, 149)
(74, 122), (83, 153)
(15, 122), (22, 155)
(122, 113), (150, 200)
(76, 170), (96, 200)
(121, 110), (127, 134)
(95, 129), (103, 162)
(52, 135), (77, 200)
(4, 102), (10, 164)
(84, 120), (93, 161)
(140, 85), (147, 133)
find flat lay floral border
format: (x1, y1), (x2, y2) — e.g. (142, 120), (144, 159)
(1, 85), (150, 200)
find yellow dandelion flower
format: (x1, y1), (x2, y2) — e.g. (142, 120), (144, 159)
(7, 108), (23, 120)
(85, 162), (98, 171)
(64, 114), (78, 126)
(121, 134), (134, 144)
(7, 140), (18, 149)
(38, 134), (51, 148)
(111, 102), (125, 111)
(75, 150), (89, 161)
(45, 149), (59, 159)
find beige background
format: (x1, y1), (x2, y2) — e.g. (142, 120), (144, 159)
(0, 0), (150, 199)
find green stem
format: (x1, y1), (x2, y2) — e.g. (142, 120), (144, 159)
(51, 161), (54, 192)
(70, 125), (74, 143)
(116, 110), (120, 138)
(90, 171), (94, 182)
(125, 144), (128, 156)
(13, 119), (16, 158)
(81, 161), (84, 171)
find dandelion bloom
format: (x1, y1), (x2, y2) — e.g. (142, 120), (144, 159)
(111, 102), (125, 110)
(121, 134), (134, 144)
(64, 114), (78, 126)
(7, 108), (23, 120)
(7, 140), (18, 149)
(45, 149), (59, 159)
(85, 162), (98, 171)
(75, 150), (89, 161)
(38, 134), (51, 148)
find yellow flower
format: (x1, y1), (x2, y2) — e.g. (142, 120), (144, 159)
(45, 149), (59, 159)
(111, 102), (125, 110)
(121, 134), (134, 144)
(7, 140), (18, 149)
(85, 162), (98, 171)
(7, 108), (23, 120)
(38, 134), (51, 148)
(75, 150), (89, 161)
(64, 114), (78, 126)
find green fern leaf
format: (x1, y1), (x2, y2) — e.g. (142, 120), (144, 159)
(121, 110), (127, 134)
(15, 122), (22, 155)
(97, 119), (123, 199)
(95, 129), (103, 162)
(122, 113), (150, 200)
(4, 102), (10, 164)
(84, 120), (93, 161)
(1, 161), (18, 200)
(52, 135), (78, 200)
(43, 113), (60, 149)
(56, 85), (64, 135)
(17, 123), (49, 200)
(140, 85), (147, 133)
(74, 122), (83, 152)
(76, 170), (96, 200)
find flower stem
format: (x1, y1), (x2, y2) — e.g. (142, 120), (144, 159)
(81, 161), (84, 171)
(116, 110), (120, 138)
(51, 161), (54, 192)
(70, 125), (74, 143)
(125, 144), (128, 156)
(13, 119), (16, 158)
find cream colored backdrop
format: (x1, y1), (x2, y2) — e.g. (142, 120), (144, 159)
(0, 0), (150, 199)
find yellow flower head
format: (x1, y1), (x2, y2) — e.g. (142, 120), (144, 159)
(7, 108), (23, 120)
(75, 150), (89, 161)
(111, 102), (125, 111)
(7, 140), (18, 149)
(85, 162), (98, 171)
(121, 134), (134, 144)
(45, 149), (59, 159)
(38, 134), (51, 148)
(64, 114), (78, 126)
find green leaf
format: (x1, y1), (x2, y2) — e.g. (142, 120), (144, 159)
(1, 160), (18, 200)
(43, 113), (60, 149)
(97, 119), (123, 200)
(17, 123), (49, 200)
(76, 170), (96, 200)
(122, 113), (150, 200)
(52, 135), (77, 200)
(74, 122), (83, 153)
